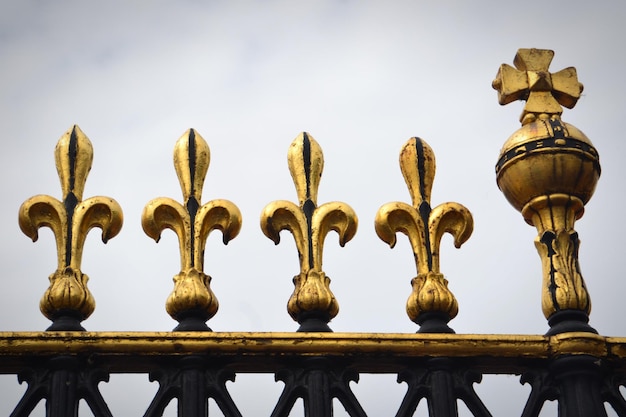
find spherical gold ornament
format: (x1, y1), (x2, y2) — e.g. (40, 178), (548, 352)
(495, 115), (600, 225)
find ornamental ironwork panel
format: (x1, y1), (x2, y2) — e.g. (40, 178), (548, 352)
(1, 48), (625, 417)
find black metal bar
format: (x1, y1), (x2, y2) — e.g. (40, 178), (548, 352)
(178, 358), (208, 417)
(303, 368), (333, 417)
(553, 356), (608, 417)
(46, 357), (79, 417)
(426, 359), (458, 417)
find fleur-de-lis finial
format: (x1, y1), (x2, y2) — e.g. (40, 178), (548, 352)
(261, 132), (358, 332)
(18, 125), (123, 331)
(142, 129), (242, 331)
(492, 48), (584, 125)
(494, 49), (601, 335)
(375, 138), (473, 333)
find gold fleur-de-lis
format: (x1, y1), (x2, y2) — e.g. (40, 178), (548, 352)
(375, 137), (473, 333)
(18, 125), (123, 331)
(261, 132), (358, 332)
(492, 48), (583, 124)
(142, 129), (242, 331)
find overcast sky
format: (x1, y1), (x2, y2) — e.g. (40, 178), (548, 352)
(1, 1), (625, 416)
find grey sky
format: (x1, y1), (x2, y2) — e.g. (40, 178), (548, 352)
(1, 1), (625, 415)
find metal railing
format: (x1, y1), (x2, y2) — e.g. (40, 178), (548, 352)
(1, 48), (624, 417)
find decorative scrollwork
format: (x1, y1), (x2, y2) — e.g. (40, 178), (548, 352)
(11, 357), (113, 417)
(271, 359), (366, 417)
(396, 361), (491, 417)
(144, 357), (242, 417)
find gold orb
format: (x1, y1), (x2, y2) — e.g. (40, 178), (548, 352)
(496, 115), (600, 225)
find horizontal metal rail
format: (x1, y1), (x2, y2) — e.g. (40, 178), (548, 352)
(1, 331), (624, 374)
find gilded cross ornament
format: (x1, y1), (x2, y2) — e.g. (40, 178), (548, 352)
(142, 129), (242, 331)
(261, 132), (358, 332)
(494, 48), (601, 335)
(492, 48), (583, 125)
(375, 138), (473, 333)
(18, 125), (123, 331)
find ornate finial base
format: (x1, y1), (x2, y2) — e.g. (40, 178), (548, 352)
(166, 270), (219, 332)
(40, 268), (95, 331)
(172, 311), (212, 332)
(46, 311), (86, 331)
(416, 312), (455, 334)
(545, 309), (597, 336)
(287, 271), (339, 332)
(296, 313), (333, 332)
(406, 273), (459, 333)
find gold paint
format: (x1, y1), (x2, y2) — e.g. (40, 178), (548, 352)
(550, 332), (607, 358)
(260, 133), (358, 324)
(18, 126), (123, 324)
(524, 195), (591, 316)
(375, 138), (473, 324)
(494, 49), (601, 321)
(607, 338), (626, 361)
(492, 48), (583, 124)
(1, 332), (624, 365)
(142, 129), (241, 324)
